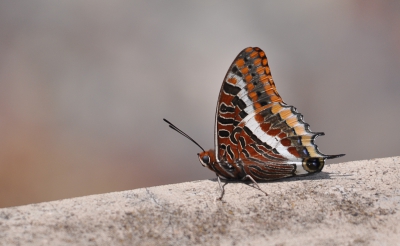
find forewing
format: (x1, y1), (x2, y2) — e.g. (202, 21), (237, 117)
(215, 47), (282, 163)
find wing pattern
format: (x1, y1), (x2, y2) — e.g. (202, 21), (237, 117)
(214, 47), (343, 181)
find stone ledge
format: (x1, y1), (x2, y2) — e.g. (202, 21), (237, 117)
(0, 156), (399, 245)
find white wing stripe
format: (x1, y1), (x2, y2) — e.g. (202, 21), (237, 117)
(243, 113), (300, 160)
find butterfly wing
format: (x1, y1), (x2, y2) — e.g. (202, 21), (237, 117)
(215, 47), (343, 180)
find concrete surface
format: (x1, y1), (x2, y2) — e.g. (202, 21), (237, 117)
(0, 156), (399, 246)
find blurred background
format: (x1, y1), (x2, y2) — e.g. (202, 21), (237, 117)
(0, 1), (399, 208)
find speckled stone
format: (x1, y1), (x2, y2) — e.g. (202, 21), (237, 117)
(1, 157), (399, 245)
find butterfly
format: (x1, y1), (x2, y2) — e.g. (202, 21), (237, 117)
(164, 47), (344, 197)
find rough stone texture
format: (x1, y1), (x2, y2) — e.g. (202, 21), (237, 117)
(0, 156), (399, 246)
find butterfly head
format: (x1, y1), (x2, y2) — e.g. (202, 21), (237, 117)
(198, 150), (216, 170)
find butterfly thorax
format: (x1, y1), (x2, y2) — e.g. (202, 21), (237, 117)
(198, 149), (246, 179)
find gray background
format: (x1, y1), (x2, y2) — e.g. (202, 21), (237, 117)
(1, 1), (399, 208)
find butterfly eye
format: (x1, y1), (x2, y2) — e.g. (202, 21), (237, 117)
(202, 155), (210, 164)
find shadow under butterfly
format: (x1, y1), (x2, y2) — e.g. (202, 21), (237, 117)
(164, 47), (344, 199)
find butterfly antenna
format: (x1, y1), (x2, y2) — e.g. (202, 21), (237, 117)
(163, 118), (205, 152)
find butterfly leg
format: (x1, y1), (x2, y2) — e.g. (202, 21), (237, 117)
(242, 175), (268, 196)
(216, 175), (226, 200)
